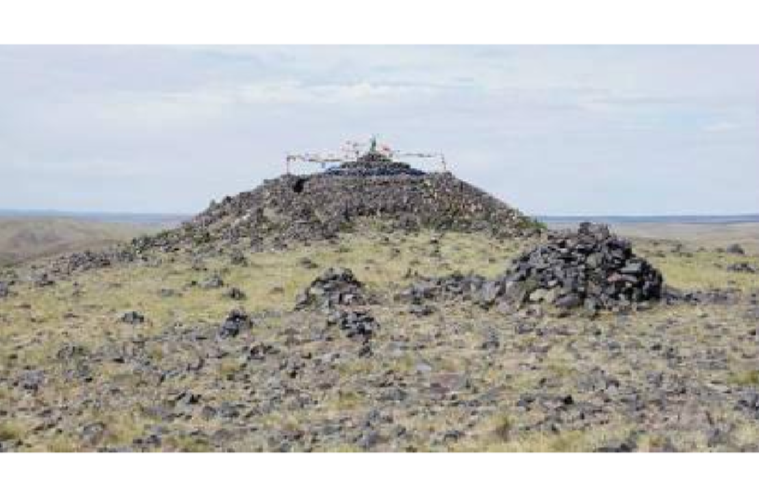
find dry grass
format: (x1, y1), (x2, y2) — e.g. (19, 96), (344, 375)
(1, 226), (758, 452)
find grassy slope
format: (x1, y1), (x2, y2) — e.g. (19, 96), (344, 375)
(0, 217), (153, 267)
(1, 226), (758, 451)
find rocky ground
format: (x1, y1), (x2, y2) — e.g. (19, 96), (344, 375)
(1, 229), (759, 452)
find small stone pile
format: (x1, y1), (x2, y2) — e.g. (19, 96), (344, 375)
(295, 267), (368, 311)
(502, 223), (663, 311)
(218, 309), (253, 339)
(727, 262), (757, 274)
(51, 248), (138, 274)
(120, 311), (145, 325)
(296, 267), (377, 357)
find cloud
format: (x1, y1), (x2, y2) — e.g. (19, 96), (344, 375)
(0, 45), (757, 214)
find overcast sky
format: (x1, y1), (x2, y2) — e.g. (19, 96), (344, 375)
(0, 45), (757, 216)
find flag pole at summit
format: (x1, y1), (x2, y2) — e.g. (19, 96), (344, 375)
(283, 137), (449, 174)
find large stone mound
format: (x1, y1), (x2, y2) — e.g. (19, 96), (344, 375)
(503, 223), (663, 311)
(137, 153), (537, 251)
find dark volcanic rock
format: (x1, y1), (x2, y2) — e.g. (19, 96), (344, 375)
(50, 247), (137, 275)
(121, 311), (145, 325)
(38, 150), (539, 279)
(33, 273), (55, 288)
(201, 275), (225, 289)
(224, 287), (247, 300)
(330, 310), (379, 340)
(296, 268), (367, 311)
(218, 309), (252, 339)
(137, 154), (538, 250)
(397, 223), (663, 313)
(501, 223), (663, 311)
(397, 272), (487, 304)
(726, 244), (746, 255)
(727, 262), (756, 274)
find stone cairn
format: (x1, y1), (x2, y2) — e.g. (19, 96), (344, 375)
(295, 267), (368, 312)
(39, 149), (539, 279)
(399, 223), (664, 313)
(136, 150), (538, 254)
(295, 268), (377, 357)
(502, 222), (663, 311)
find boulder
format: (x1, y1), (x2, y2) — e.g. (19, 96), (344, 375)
(121, 311), (145, 325)
(218, 309), (252, 339)
(726, 244), (746, 255)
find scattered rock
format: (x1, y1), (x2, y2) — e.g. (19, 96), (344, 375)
(16, 370), (45, 393)
(229, 249), (247, 266)
(120, 311), (145, 325)
(397, 272), (486, 304)
(409, 304), (436, 317)
(80, 422), (107, 446)
(218, 309), (252, 339)
(202, 275), (225, 289)
(224, 287), (247, 300)
(330, 310), (379, 340)
(33, 273), (55, 288)
(726, 244), (746, 255)
(727, 262), (756, 274)
(0, 281), (10, 298)
(298, 257), (320, 270)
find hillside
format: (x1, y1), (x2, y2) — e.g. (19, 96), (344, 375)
(1, 154), (758, 452)
(0, 217), (154, 267)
